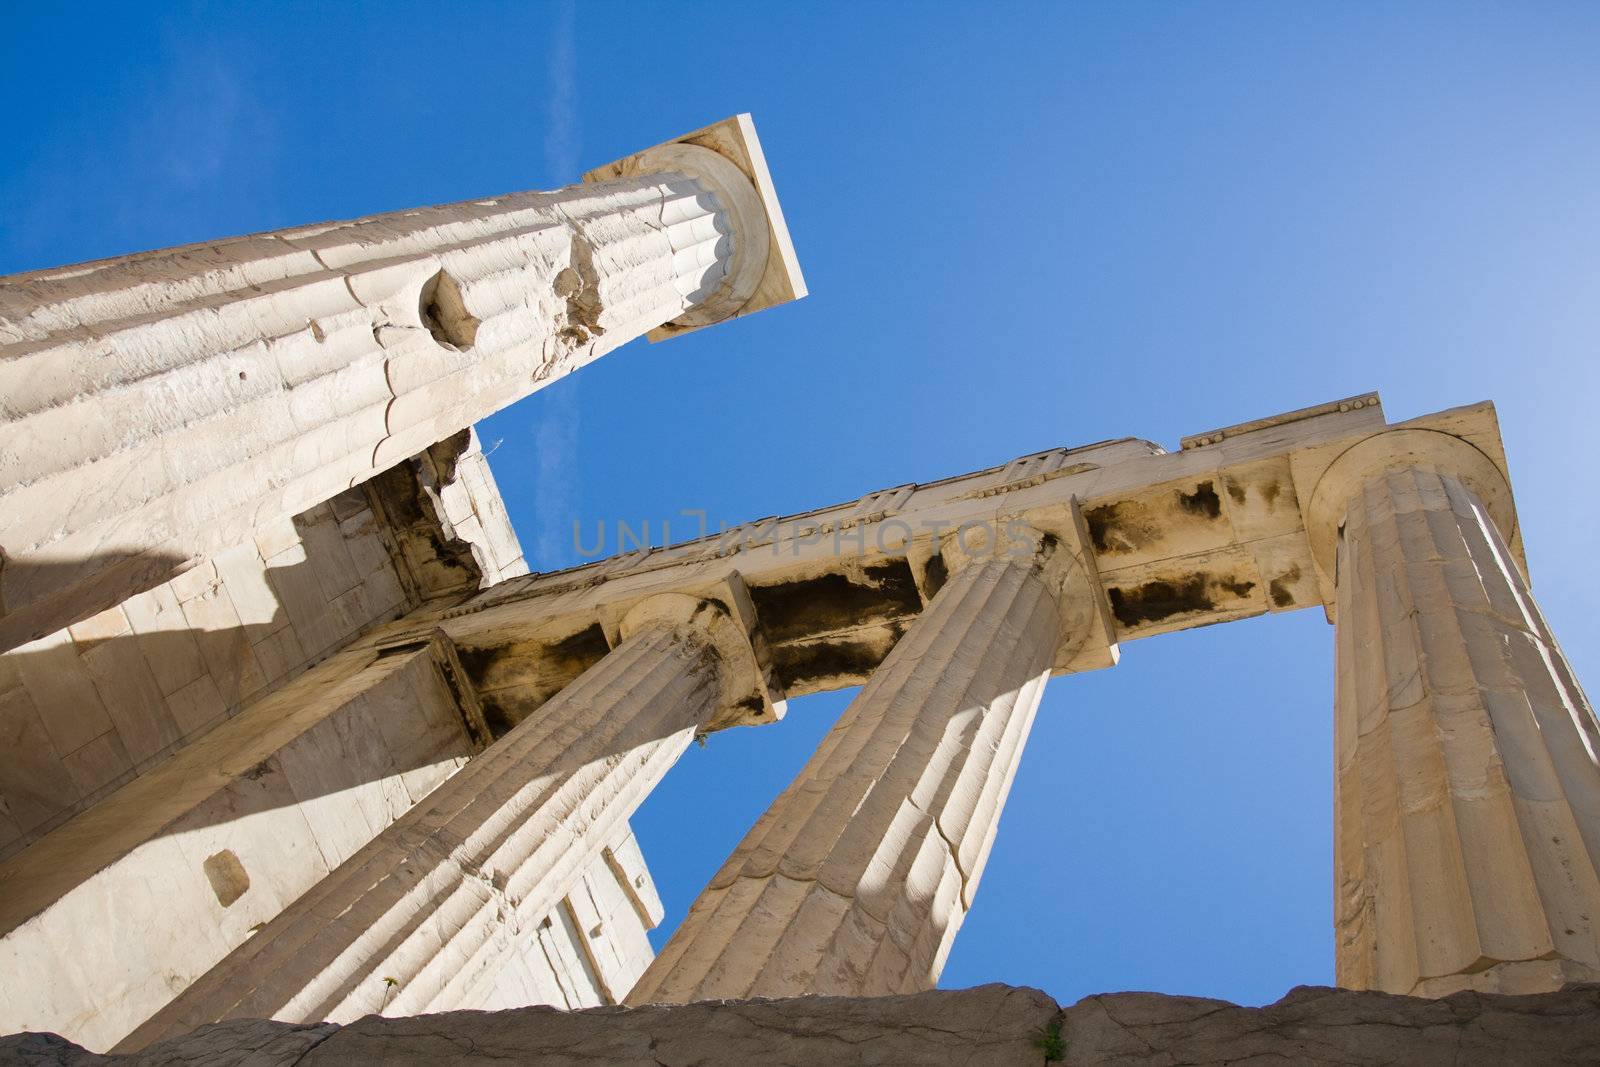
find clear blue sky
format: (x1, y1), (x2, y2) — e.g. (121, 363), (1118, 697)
(4, 1), (1598, 1008)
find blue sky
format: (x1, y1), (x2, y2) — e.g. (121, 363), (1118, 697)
(4, 1), (1598, 1008)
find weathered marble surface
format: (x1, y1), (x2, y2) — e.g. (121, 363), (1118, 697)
(0, 115), (801, 654)
(631, 556), (1066, 1002)
(6, 983), (1600, 1066)
(1329, 460), (1600, 996)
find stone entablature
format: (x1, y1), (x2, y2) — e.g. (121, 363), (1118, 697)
(349, 395), (1516, 726)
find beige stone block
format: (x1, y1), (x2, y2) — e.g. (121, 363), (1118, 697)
(583, 856), (655, 998)
(519, 932), (576, 1009)
(61, 730), (133, 798)
(11, 629), (113, 755)
(167, 560), (218, 604)
(253, 515), (302, 561)
(165, 674), (229, 738)
(297, 506), (361, 601)
(606, 831), (666, 929)
(327, 584), (374, 642)
(340, 522), (392, 578)
(178, 584), (267, 708)
(438, 478), (474, 525)
(249, 625), (307, 684)
(121, 584), (207, 696)
(212, 542), (289, 632)
(0, 686), (78, 834)
(545, 905), (606, 1009)
(361, 567), (407, 618)
(78, 637), (181, 766)
(67, 605), (131, 645)
(275, 656), (450, 869)
(264, 543), (343, 655)
(326, 487), (370, 523)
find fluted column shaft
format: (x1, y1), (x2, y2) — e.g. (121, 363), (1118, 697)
(0, 168), (742, 650)
(629, 556), (1061, 1004)
(1333, 465), (1600, 996)
(122, 617), (726, 1049)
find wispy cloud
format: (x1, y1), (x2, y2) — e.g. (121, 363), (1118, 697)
(1, 39), (273, 271)
(543, 0), (579, 178)
(531, 0), (583, 566)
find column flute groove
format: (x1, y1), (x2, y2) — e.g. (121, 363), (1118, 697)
(1321, 443), (1600, 997)
(629, 551), (1067, 1004)
(119, 593), (770, 1050)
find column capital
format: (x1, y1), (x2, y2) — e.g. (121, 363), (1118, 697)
(938, 506), (1118, 675)
(617, 578), (785, 733)
(584, 114), (805, 340)
(1302, 429), (1518, 602)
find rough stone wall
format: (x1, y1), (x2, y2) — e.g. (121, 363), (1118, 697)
(0, 646), (478, 1051)
(0, 427), (560, 1050)
(0, 429), (523, 862)
(0, 494), (410, 860)
(6, 983), (1598, 1066)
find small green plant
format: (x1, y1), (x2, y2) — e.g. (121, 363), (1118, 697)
(694, 732), (708, 748)
(380, 975), (400, 1011)
(1030, 1020), (1065, 1062)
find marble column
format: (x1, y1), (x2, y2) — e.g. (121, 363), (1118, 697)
(1314, 435), (1600, 996)
(628, 552), (1064, 1004)
(0, 119), (794, 652)
(121, 595), (771, 1049)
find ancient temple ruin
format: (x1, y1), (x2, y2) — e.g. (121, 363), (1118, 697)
(1, 115), (1596, 1059)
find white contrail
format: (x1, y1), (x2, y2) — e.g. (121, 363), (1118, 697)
(532, 0), (583, 567)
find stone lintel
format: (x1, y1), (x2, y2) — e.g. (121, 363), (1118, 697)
(584, 114), (806, 341)
(1180, 392), (1384, 451)
(350, 396), (1517, 718)
(0, 643), (479, 1050)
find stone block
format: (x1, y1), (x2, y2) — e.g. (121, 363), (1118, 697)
(0, 687), (77, 835)
(60, 730), (133, 799)
(165, 674), (229, 738)
(78, 637), (180, 766)
(264, 543), (343, 656)
(167, 561), (219, 604)
(250, 625), (308, 685)
(297, 504), (362, 601)
(122, 583), (207, 696)
(254, 515), (302, 561)
(213, 542), (289, 632)
(10, 630), (113, 756)
(66, 605), (131, 644)
(178, 583), (266, 708)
